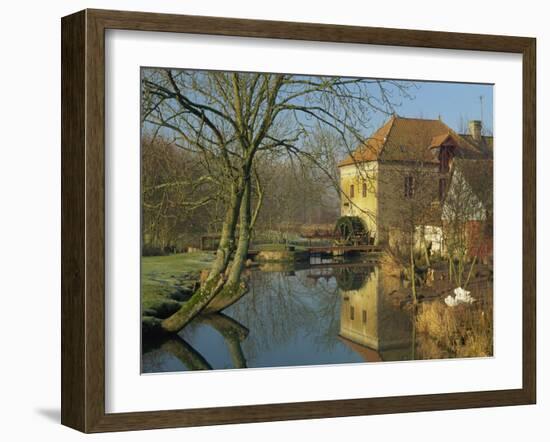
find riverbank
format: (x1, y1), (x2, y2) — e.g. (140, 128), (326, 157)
(141, 252), (214, 333)
(415, 280), (493, 359)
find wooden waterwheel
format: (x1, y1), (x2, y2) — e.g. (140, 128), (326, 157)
(334, 216), (369, 246)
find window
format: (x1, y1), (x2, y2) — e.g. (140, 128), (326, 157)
(439, 178), (447, 201)
(350, 184), (355, 198)
(350, 306), (355, 320)
(362, 182), (367, 197)
(362, 310), (367, 324)
(404, 176), (414, 198)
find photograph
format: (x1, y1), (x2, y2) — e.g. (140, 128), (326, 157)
(139, 68), (494, 373)
(0, 0), (543, 438)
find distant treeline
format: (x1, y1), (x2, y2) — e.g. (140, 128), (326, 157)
(142, 136), (339, 254)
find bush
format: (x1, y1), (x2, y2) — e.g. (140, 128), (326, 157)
(142, 245), (167, 257)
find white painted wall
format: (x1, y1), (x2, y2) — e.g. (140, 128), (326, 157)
(0, 0), (547, 441)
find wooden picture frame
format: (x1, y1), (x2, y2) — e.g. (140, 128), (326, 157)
(61, 8), (536, 433)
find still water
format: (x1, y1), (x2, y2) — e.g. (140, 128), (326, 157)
(142, 260), (420, 373)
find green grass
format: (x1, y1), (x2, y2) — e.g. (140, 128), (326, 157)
(141, 252), (214, 317)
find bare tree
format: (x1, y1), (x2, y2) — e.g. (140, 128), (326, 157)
(442, 159), (493, 288)
(141, 136), (217, 252)
(141, 68), (410, 332)
(372, 124), (446, 302)
(382, 160), (441, 302)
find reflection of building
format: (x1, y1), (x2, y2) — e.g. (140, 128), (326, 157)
(338, 116), (493, 245)
(338, 264), (414, 362)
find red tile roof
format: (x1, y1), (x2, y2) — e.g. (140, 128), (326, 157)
(338, 116), (487, 167)
(337, 116), (393, 166)
(429, 132), (455, 149)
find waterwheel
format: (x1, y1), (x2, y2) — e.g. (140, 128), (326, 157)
(334, 216), (369, 246)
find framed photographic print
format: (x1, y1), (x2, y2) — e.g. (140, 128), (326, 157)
(61, 9), (536, 433)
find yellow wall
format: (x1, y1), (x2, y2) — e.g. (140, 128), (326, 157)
(339, 162), (379, 242)
(339, 161), (441, 245)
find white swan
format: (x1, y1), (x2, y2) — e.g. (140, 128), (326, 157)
(445, 287), (475, 307)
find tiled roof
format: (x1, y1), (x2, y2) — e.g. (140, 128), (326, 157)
(459, 134), (493, 156)
(429, 133), (455, 149)
(337, 117), (393, 166)
(338, 116), (489, 167)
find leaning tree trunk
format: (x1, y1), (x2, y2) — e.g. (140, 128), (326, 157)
(227, 178), (251, 285)
(206, 181), (244, 283)
(161, 181), (245, 334)
(205, 178), (252, 312)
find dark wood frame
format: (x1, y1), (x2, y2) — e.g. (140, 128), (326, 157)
(61, 8), (536, 433)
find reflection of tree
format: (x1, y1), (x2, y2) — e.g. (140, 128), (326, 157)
(161, 336), (212, 370)
(143, 312), (249, 371)
(146, 261), (492, 370)
(227, 271), (318, 360)
(199, 313), (249, 369)
(309, 278), (343, 352)
(227, 267), (378, 358)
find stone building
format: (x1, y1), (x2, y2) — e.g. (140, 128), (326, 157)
(338, 116), (492, 247)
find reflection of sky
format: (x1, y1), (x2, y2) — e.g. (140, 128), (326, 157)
(141, 270), (365, 373)
(201, 270), (363, 370)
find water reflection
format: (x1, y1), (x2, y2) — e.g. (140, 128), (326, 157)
(338, 266), (415, 362)
(142, 259), (418, 373)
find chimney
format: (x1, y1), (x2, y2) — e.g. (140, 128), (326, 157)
(469, 120), (482, 141)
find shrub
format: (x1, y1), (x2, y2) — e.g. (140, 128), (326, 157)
(142, 245), (167, 256)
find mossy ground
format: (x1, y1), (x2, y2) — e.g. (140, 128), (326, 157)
(141, 252), (214, 320)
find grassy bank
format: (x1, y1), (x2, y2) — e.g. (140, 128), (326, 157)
(141, 252), (214, 325)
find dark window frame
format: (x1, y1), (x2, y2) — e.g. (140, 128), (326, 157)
(404, 176), (414, 198)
